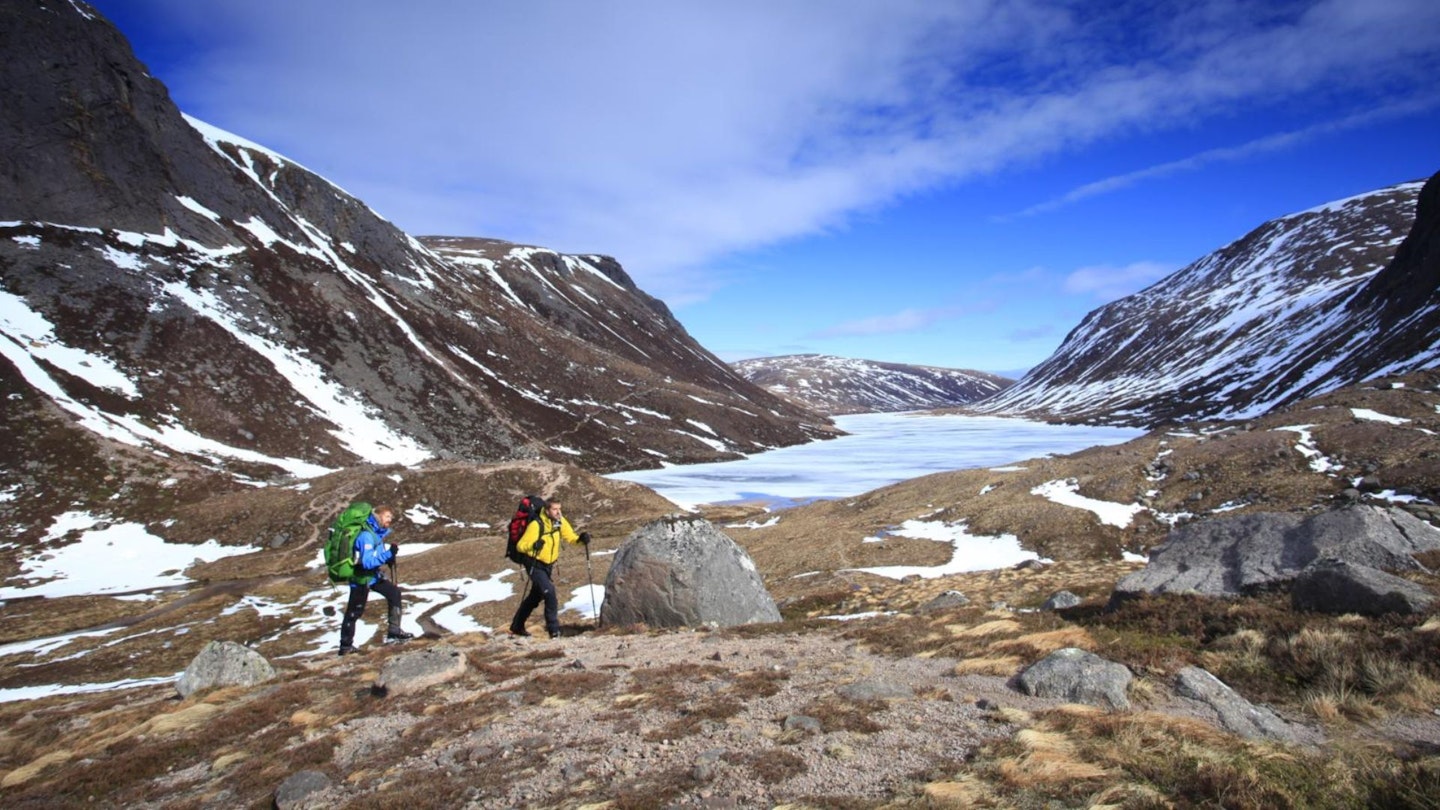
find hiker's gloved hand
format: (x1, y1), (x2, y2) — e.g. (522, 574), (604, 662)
(531, 540), (545, 555)
(579, 532), (591, 546)
(388, 544), (398, 559)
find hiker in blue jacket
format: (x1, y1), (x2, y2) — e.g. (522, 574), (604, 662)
(339, 505), (414, 655)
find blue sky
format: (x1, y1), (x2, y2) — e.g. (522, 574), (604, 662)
(86, 0), (1440, 376)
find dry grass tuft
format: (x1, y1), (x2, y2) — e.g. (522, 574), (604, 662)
(954, 655), (1024, 677)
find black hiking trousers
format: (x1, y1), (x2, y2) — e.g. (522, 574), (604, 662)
(340, 576), (402, 648)
(511, 562), (559, 636)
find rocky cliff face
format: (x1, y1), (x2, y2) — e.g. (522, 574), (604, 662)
(973, 173), (1437, 425)
(734, 354), (1011, 415)
(0, 0), (833, 517)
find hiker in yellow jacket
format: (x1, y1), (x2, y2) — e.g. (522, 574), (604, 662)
(509, 500), (589, 638)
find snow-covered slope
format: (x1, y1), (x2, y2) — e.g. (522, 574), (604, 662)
(973, 174), (1437, 425)
(734, 354), (1011, 415)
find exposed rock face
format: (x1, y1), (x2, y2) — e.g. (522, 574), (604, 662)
(973, 172), (1439, 426)
(1290, 558), (1436, 616)
(1015, 647), (1132, 710)
(1112, 505), (1440, 601)
(175, 640), (275, 698)
(372, 643), (468, 697)
(600, 516), (781, 629)
(1174, 667), (1308, 743)
(734, 354), (1011, 415)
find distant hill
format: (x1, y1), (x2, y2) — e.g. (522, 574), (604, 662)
(972, 172), (1440, 426)
(732, 354), (1012, 415)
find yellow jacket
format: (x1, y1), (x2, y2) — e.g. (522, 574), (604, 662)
(519, 513), (581, 565)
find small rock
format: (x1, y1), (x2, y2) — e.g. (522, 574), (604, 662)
(274, 769), (329, 810)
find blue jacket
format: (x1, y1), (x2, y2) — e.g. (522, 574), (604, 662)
(350, 514), (394, 587)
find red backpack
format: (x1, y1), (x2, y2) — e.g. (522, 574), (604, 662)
(506, 495), (545, 564)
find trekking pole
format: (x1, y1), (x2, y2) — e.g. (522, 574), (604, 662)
(584, 542), (598, 627)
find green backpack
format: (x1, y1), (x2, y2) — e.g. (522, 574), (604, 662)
(324, 501), (372, 584)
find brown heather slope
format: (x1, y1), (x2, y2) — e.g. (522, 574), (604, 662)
(2, 373), (1440, 806)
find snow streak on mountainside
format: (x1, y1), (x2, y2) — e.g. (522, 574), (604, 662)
(0, 0), (832, 504)
(973, 175), (1438, 426)
(734, 354), (1011, 415)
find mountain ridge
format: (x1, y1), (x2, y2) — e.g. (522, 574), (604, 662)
(734, 353), (1011, 415)
(971, 174), (1438, 425)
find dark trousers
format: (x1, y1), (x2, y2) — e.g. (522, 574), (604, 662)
(511, 563), (559, 635)
(340, 577), (402, 648)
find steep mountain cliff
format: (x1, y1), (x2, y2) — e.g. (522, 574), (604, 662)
(973, 173), (1437, 425)
(734, 354), (1011, 415)
(0, 0), (833, 510)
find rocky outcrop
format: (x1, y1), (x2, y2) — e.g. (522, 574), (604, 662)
(1112, 505), (1440, 602)
(175, 640), (275, 698)
(1014, 647), (1132, 710)
(1290, 558), (1435, 616)
(600, 516), (781, 629)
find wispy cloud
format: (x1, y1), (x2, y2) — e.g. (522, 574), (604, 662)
(809, 307), (966, 339)
(1063, 262), (1176, 301)
(1007, 94), (1440, 219)
(121, 0), (1440, 304)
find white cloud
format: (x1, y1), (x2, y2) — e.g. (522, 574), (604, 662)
(118, 0), (1440, 304)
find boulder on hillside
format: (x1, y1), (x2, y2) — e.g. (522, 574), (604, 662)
(1291, 558), (1435, 616)
(1015, 647), (1132, 710)
(175, 640), (275, 698)
(1112, 505), (1440, 603)
(600, 516), (781, 629)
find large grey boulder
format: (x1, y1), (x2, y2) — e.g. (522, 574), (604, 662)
(1015, 647), (1132, 710)
(1291, 558), (1435, 616)
(1175, 667), (1307, 743)
(600, 516), (781, 629)
(372, 644), (468, 697)
(175, 640), (276, 698)
(1113, 505), (1440, 601)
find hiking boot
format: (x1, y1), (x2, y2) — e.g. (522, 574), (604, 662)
(509, 625), (531, 637)
(338, 645), (362, 656)
(547, 629), (561, 639)
(386, 606), (414, 642)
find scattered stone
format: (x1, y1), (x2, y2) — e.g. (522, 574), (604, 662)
(836, 680), (914, 701)
(1112, 505), (1440, 602)
(1174, 667), (1304, 743)
(1040, 590), (1082, 611)
(782, 714), (822, 735)
(372, 644), (467, 697)
(920, 590), (970, 612)
(175, 640), (275, 698)
(1015, 647), (1132, 710)
(274, 769), (329, 810)
(600, 516), (781, 628)
(1291, 558), (1435, 616)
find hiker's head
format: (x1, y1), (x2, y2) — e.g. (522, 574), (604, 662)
(546, 502), (563, 519)
(372, 506), (395, 528)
